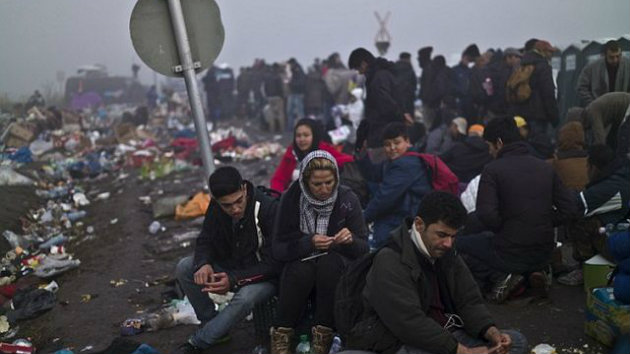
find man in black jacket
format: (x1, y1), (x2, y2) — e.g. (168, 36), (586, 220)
(348, 48), (411, 152)
(175, 167), (281, 354)
(507, 40), (559, 137)
(346, 192), (527, 354)
(456, 117), (578, 303)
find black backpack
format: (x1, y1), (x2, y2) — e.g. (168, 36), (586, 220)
(334, 242), (401, 339)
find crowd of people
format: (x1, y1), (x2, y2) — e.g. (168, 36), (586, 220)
(173, 38), (630, 354)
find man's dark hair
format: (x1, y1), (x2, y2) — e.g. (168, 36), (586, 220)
(382, 122), (409, 141)
(483, 116), (522, 145)
(524, 38), (539, 51)
(399, 52), (411, 60)
(348, 48), (375, 70)
(462, 44), (480, 59)
(417, 191), (467, 229)
(209, 166), (243, 198)
(603, 40), (620, 54)
(588, 144), (615, 171)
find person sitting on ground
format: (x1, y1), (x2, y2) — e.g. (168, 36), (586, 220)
(358, 122), (432, 248)
(270, 150), (368, 354)
(175, 167), (281, 354)
(343, 191), (528, 354)
(550, 121), (589, 191)
(455, 117), (578, 303)
(270, 118), (353, 192)
(557, 144), (630, 286)
(440, 123), (492, 184)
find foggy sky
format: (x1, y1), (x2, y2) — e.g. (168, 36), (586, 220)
(0, 0), (628, 100)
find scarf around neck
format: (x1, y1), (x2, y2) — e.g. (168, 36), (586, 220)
(298, 150), (339, 235)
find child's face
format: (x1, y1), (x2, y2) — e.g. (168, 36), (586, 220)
(383, 136), (411, 160)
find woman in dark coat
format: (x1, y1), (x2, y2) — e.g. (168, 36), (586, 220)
(269, 150), (368, 354)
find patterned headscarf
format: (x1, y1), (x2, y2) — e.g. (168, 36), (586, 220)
(298, 150), (339, 235)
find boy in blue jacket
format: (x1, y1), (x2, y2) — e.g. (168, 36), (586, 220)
(359, 122), (433, 248)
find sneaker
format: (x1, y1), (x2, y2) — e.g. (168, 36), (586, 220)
(486, 274), (525, 304)
(557, 269), (583, 286)
(176, 342), (202, 354)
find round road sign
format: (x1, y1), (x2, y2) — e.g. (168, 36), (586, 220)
(130, 0), (225, 77)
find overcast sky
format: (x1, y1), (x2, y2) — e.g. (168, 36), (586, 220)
(0, 0), (628, 100)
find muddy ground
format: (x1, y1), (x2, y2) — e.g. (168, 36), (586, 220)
(6, 122), (606, 354)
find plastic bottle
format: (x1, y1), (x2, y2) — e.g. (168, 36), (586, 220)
(296, 335), (310, 354)
(328, 336), (342, 354)
(65, 210), (87, 221)
(148, 221), (161, 234)
(600, 222), (630, 235)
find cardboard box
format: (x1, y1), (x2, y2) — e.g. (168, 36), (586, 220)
(584, 287), (630, 347)
(584, 254), (615, 292)
(9, 123), (34, 142)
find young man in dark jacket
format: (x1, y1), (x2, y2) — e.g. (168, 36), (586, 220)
(358, 122), (432, 248)
(346, 192), (527, 354)
(348, 48), (411, 151)
(175, 167), (281, 354)
(456, 117), (578, 303)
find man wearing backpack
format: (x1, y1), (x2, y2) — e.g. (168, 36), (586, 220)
(507, 40), (559, 137)
(339, 192), (527, 354)
(174, 167), (282, 354)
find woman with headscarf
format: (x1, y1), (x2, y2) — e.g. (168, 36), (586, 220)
(269, 150), (368, 354)
(270, 118), (353, 191)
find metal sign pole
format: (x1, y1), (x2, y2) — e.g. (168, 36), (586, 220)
(167, 0), (215, 180)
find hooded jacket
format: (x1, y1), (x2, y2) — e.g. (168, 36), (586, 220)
(551, 121), (588, 191)
(193, 181), (282, 289)
(270, 142), (353, 192)
(440, 135), (492, 183)
(360, 58), (404, 148)
(477, 141), (578, 270)
(508, 51), (559, 125)
(348, 219), (495, 354)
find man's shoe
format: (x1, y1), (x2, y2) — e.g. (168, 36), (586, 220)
(486, 274), (525, 304)
(557, 269), (583, 286)
(176, 342), (202, 354)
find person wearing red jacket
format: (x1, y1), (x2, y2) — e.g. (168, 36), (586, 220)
(270, 118), (353, 192)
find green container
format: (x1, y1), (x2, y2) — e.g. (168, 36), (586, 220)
(583, 254), (615, 292)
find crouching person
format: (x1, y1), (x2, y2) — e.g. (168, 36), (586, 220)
(175, 166), (281, 354)
(341, 192), (527, 354)
(271, 150), (368, 354)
